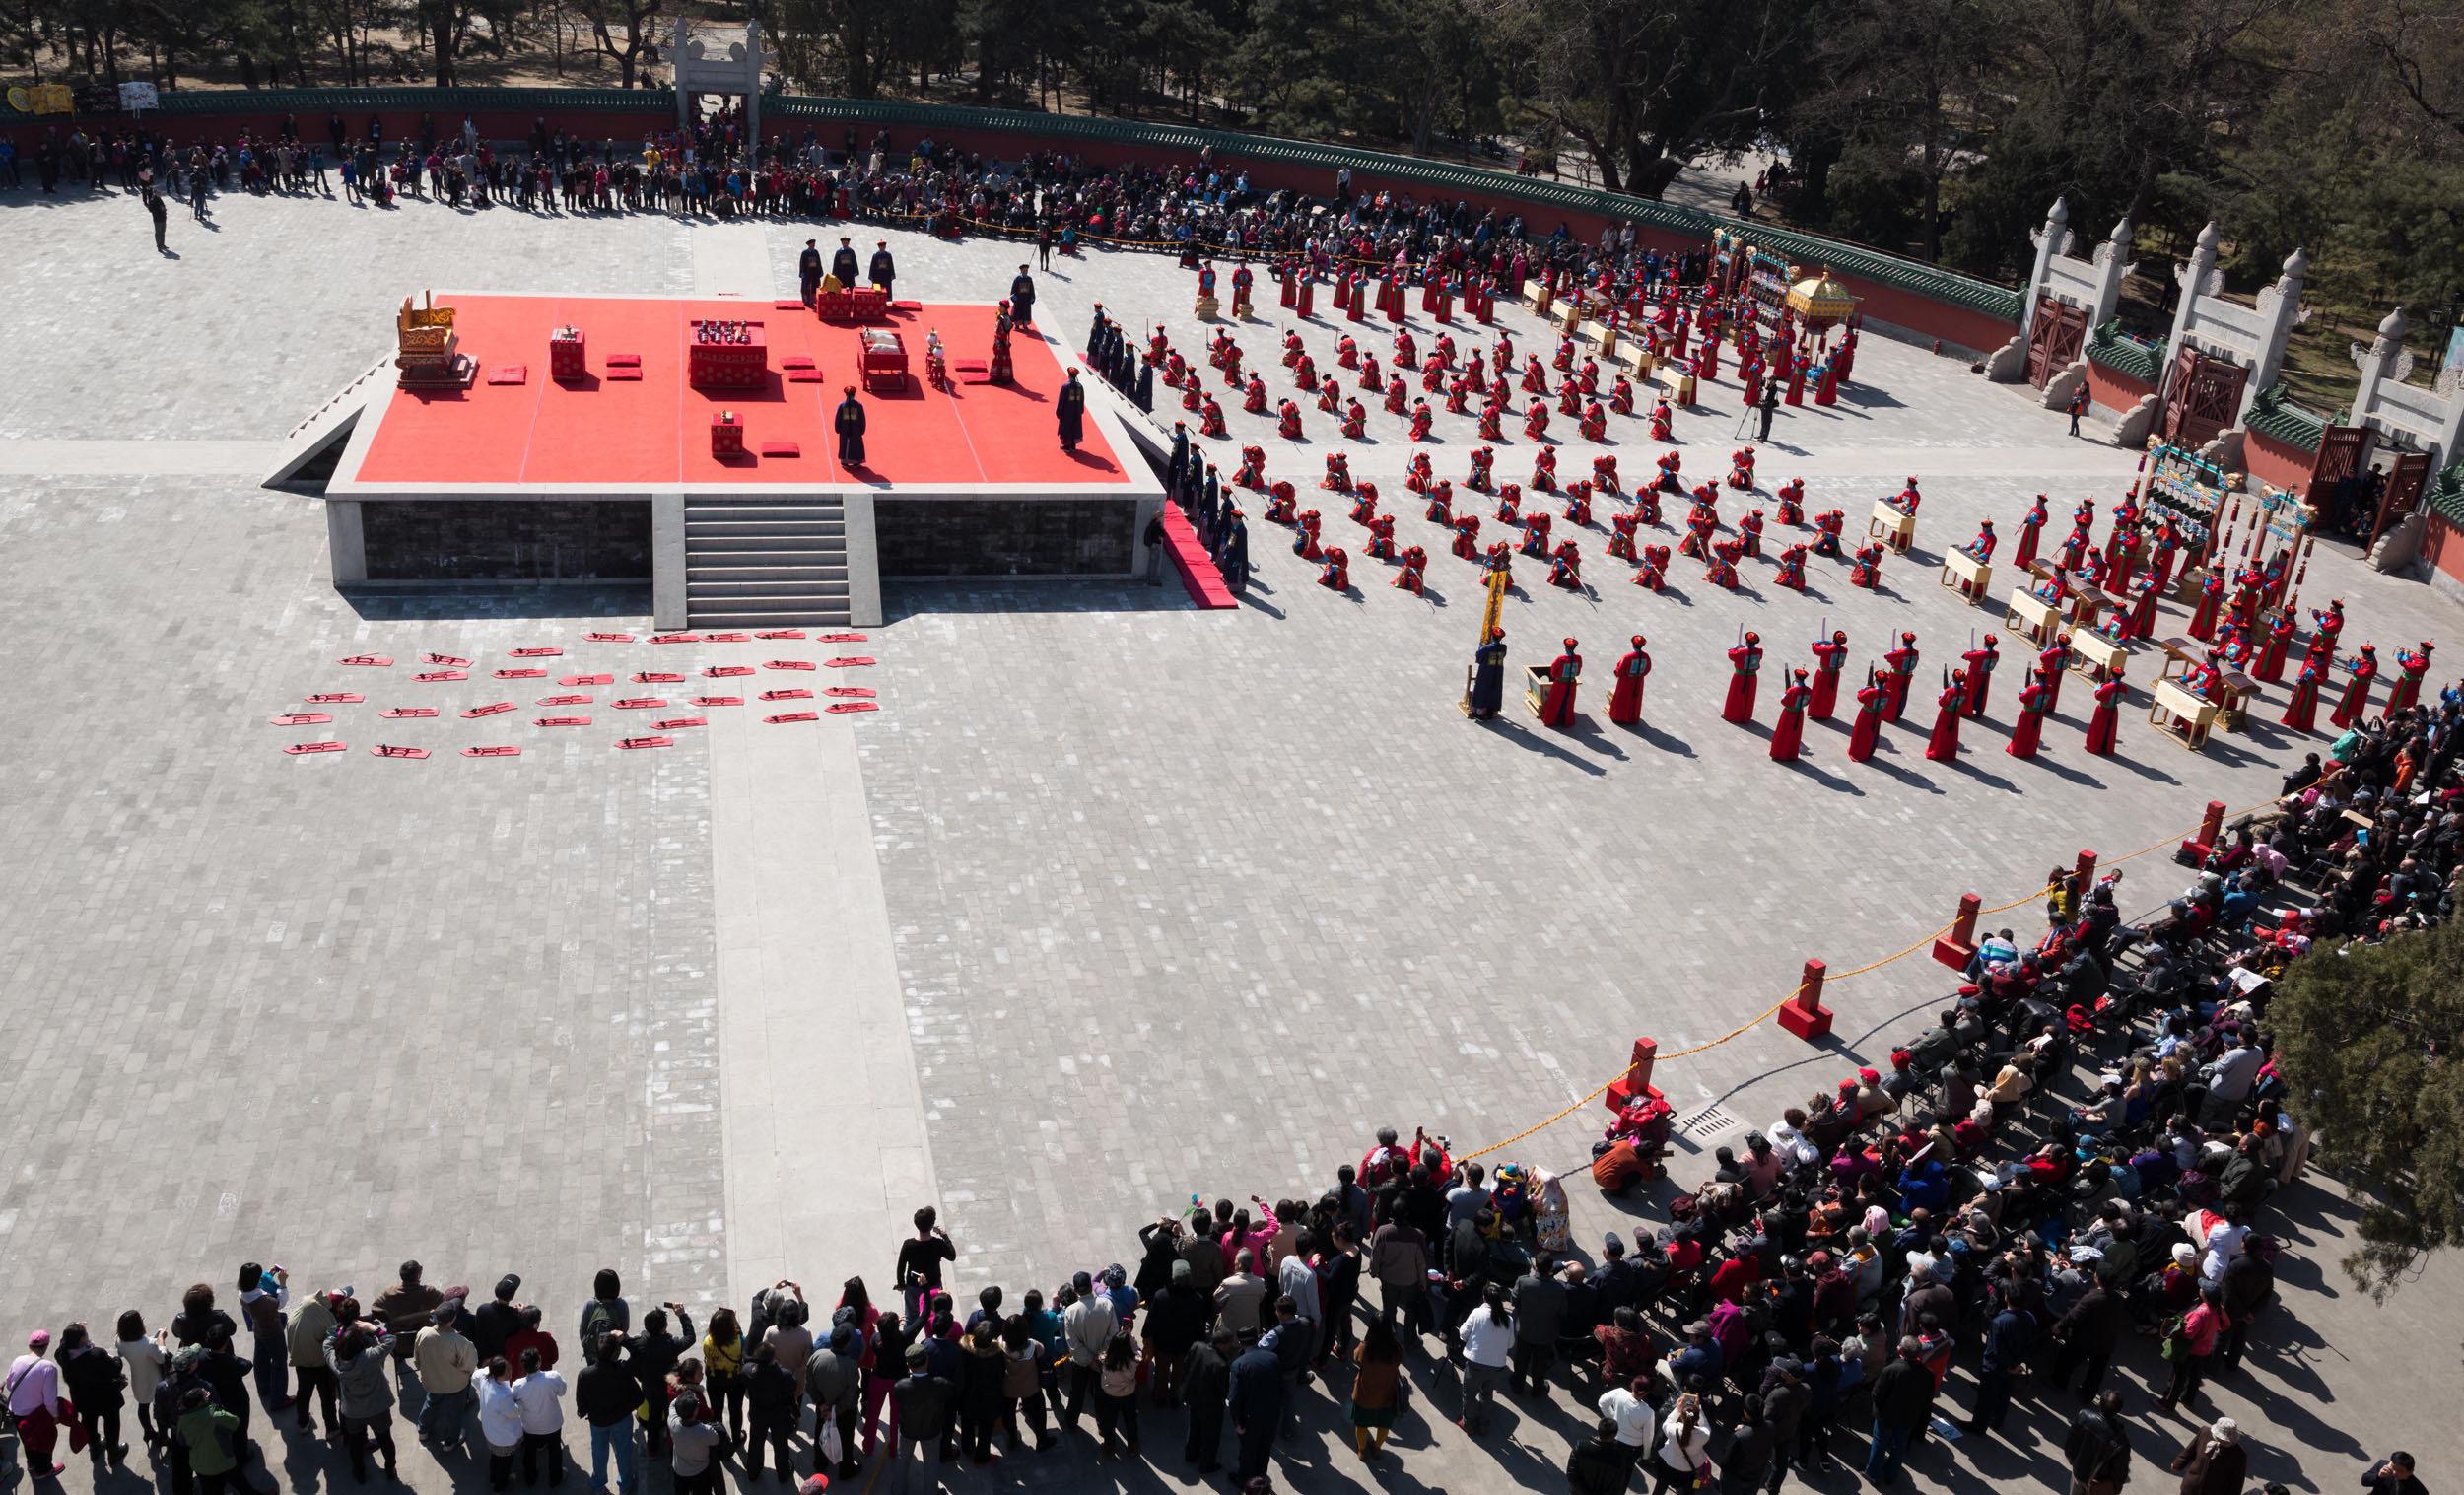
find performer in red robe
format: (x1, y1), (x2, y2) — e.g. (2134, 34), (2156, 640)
(2254, 612), (2295, 682)
(1960, 635), (2000, 718)
(1882, 633), (1919, 722)
(2037, 635), (2072, 714)
(2281, 657), (2324, 732)
(2301, 599), (2346, 675)
(1393, 546), (1426, 593)
(1925, 673), (1966, 761)
(2187, 572), (2225, 642)
(1847, 671), (1885, 762)
(2383, 642), (2433, 716)
(1723, 632), (1763, 723)
(2012, 495), (2048, 571)
(1608, 636), (1650, 724)
(2084, 677), (2124, 754)
(2007, 671), (2052, 758)
(1809, 630), (1849, 717)
(2329, 645), (2378, 728)
(1770, 670), (1812, 761)
(1539, 639), (1581, 728)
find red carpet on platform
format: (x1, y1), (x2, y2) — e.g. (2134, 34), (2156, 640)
(356, 295), (1128, 489)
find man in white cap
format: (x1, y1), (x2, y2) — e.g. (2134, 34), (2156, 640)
(2168, 1417), (2244, 1495)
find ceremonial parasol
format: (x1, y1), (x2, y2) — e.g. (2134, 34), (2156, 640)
(1786, 272), (1858, 331)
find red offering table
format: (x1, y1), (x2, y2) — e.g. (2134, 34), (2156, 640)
(549, 326), (587, 381)
(712, 411), (745, 458)
(688, 319), (768, 390)
(859, 328), (909, 392)
(815, 286), (891, 322)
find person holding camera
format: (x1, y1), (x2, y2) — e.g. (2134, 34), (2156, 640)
(894, 1209), (956, 1325)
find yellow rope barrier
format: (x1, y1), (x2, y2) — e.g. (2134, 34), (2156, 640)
(1457, 790), (2289, 1163)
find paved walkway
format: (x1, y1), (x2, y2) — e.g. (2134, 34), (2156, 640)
(0, 179), (2453, 1495)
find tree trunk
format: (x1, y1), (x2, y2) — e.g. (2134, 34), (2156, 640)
(432, 11), (454, 87)
(1921, 170), (1941, 261)
(239, 51), (259, 88)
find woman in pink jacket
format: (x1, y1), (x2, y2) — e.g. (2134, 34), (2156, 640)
(2159, 1284), (2229, 1413)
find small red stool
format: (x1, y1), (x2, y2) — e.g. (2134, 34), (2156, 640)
(712, 411), (745, 459)
(549, 326), (587, 381)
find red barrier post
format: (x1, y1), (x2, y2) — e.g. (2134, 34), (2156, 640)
(2178, 799), (2227, 863)
(1931, 893), (1982, 970)
(1604, 1036), (1663, 1113)
(1778, 959), (1833, 1040)
(2075, 849), (2098, 891)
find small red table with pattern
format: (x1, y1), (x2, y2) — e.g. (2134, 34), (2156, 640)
(688, 320), (768, 390)
(712, 411), (745, 459)
(549, 328), (587, 381)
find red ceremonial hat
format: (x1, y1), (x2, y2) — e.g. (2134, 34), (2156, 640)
(1564, 638), (1578, 649)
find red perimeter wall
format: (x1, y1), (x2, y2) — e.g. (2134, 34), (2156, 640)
(2422, 512), (2464, 585)
(2244, 431), (2316, 494)
(2085, 362), (2153, 415)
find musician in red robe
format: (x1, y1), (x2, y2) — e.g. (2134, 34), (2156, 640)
(1847, 670), (1885, 762)
(2383, 642), (2433, 716)
(2187, 572), (2225, 641)
(1723, 632), (1764, 723)
(2301, 599), (2345, 674)
(1539, 639), (1581, 728)
(1925, 672), (1966, 761)
(1960, 635), (2000, 718)
(2007, 670), (2052, 759)
(2281, 657), (2325, 732)
(1608, 636), (1651, 724)
(2253, 612), (2295, 683)
(1882, 633), (1920, 722)
(2328, 645), (2378, 727)
(1770, 669), (1813, 761)
(2012, 495), (2048, 571)
(2084, 677), (2125, 754)
(1810, 630), (1850, 717)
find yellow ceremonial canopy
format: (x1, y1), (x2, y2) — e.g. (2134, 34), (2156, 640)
(1786, 273), (1857, 328)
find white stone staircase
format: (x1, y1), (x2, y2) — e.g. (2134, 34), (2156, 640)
(683, 496), (852, 627)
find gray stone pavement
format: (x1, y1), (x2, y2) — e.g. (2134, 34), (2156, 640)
(0, 180), (2457, 1495)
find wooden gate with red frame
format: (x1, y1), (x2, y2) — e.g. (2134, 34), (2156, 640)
(2025, 297), (2089, 388)
(2160, 347), (2248, 447)
(2306, 425), (2373, 509)
(2368, 450), (2434, 544)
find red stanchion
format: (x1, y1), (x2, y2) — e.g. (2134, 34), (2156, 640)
(1931, 894), (1982, 969)
(1603, 1037), (1662, 1114)
(2075, 849), (2098, 891)
(2178, 800), (2227, 863)
(1778, 959), (1833, 1041)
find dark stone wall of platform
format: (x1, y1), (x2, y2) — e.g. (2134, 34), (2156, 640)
(876, 499), (1135, 576)
(363, 500), (654, 580)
